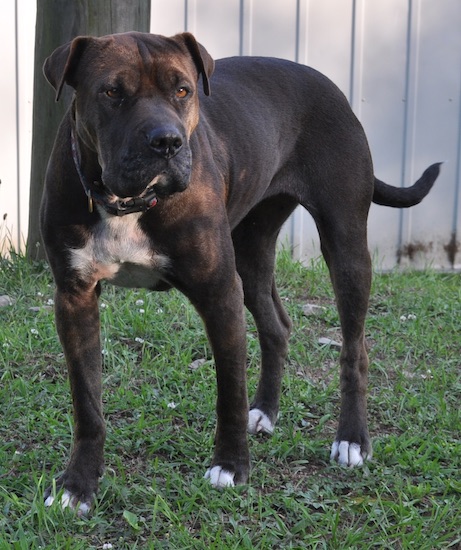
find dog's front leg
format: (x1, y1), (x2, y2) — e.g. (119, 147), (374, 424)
(44, 284), (105, 514)
(190, 273), (250, 487)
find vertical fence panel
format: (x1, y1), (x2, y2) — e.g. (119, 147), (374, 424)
(401, 0), (461, 268)
(186, 0), (242, 58)
(359, 0), (411, 268)
(0, 1), (20, 251)
(151, 0), (186, 36)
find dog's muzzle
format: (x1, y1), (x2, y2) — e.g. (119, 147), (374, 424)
(71, 127), (158, 216)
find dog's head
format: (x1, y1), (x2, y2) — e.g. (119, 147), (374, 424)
(44, 32), (214, 200)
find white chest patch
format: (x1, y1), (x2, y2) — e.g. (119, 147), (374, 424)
(69, 213), (170, 289)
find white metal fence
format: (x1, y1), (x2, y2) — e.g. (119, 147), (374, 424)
(2, 0), (461, 268)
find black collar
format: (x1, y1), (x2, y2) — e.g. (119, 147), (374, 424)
(70, 125), (158, 216)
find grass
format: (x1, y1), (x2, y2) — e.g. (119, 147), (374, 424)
(0, 249), (460, 549)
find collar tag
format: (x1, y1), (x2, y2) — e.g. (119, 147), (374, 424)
(87, 190), (94, 214)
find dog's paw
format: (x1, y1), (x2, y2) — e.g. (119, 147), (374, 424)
(204, 466), (235, 488)
(248, 408), (274, 435)
(330, 440), (372, 467)
(44, 490), (91, 516)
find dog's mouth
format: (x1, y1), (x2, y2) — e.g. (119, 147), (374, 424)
(105, 177), (159, 204)
(95, 141), (192, 212)
(98, 177), (160, 216)
(95, 167), (186, 216)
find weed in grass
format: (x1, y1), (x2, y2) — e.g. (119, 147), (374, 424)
(1, 251), (460, 548)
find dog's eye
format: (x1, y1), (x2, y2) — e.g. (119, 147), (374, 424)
(176, 87), (189, 99)
(106, 87), (121, 99)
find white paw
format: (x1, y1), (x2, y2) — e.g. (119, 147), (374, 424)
(330, 440), (371, 467)
(248, 408), (274, 435)
(44, 490), (90, 516)
(204, 466), (235, 488)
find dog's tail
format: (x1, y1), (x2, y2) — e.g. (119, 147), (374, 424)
(372, 162), (442, 208)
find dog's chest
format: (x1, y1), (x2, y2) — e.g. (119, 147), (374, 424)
(69, 213), (169, 289)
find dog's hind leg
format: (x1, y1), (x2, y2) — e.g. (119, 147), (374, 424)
(312, 204), (373, 467)
(232, 196), (297, 435)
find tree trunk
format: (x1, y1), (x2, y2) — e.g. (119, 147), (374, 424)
(26, 0), (151, 260)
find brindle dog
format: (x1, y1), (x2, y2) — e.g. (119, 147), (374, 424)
(40, 31), (440, 514)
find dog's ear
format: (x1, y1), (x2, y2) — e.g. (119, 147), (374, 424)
(43, 36), (94, 101)
(176, 33), (215, 96)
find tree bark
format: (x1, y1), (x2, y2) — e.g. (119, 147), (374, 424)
(26, 0), (151, 260)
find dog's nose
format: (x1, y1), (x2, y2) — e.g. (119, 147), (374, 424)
(146, 127), (183, 159)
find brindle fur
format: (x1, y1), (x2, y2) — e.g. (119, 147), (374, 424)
(40, 32), (439, 511)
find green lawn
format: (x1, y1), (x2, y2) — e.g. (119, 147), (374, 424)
(1, 251), (460, 549)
